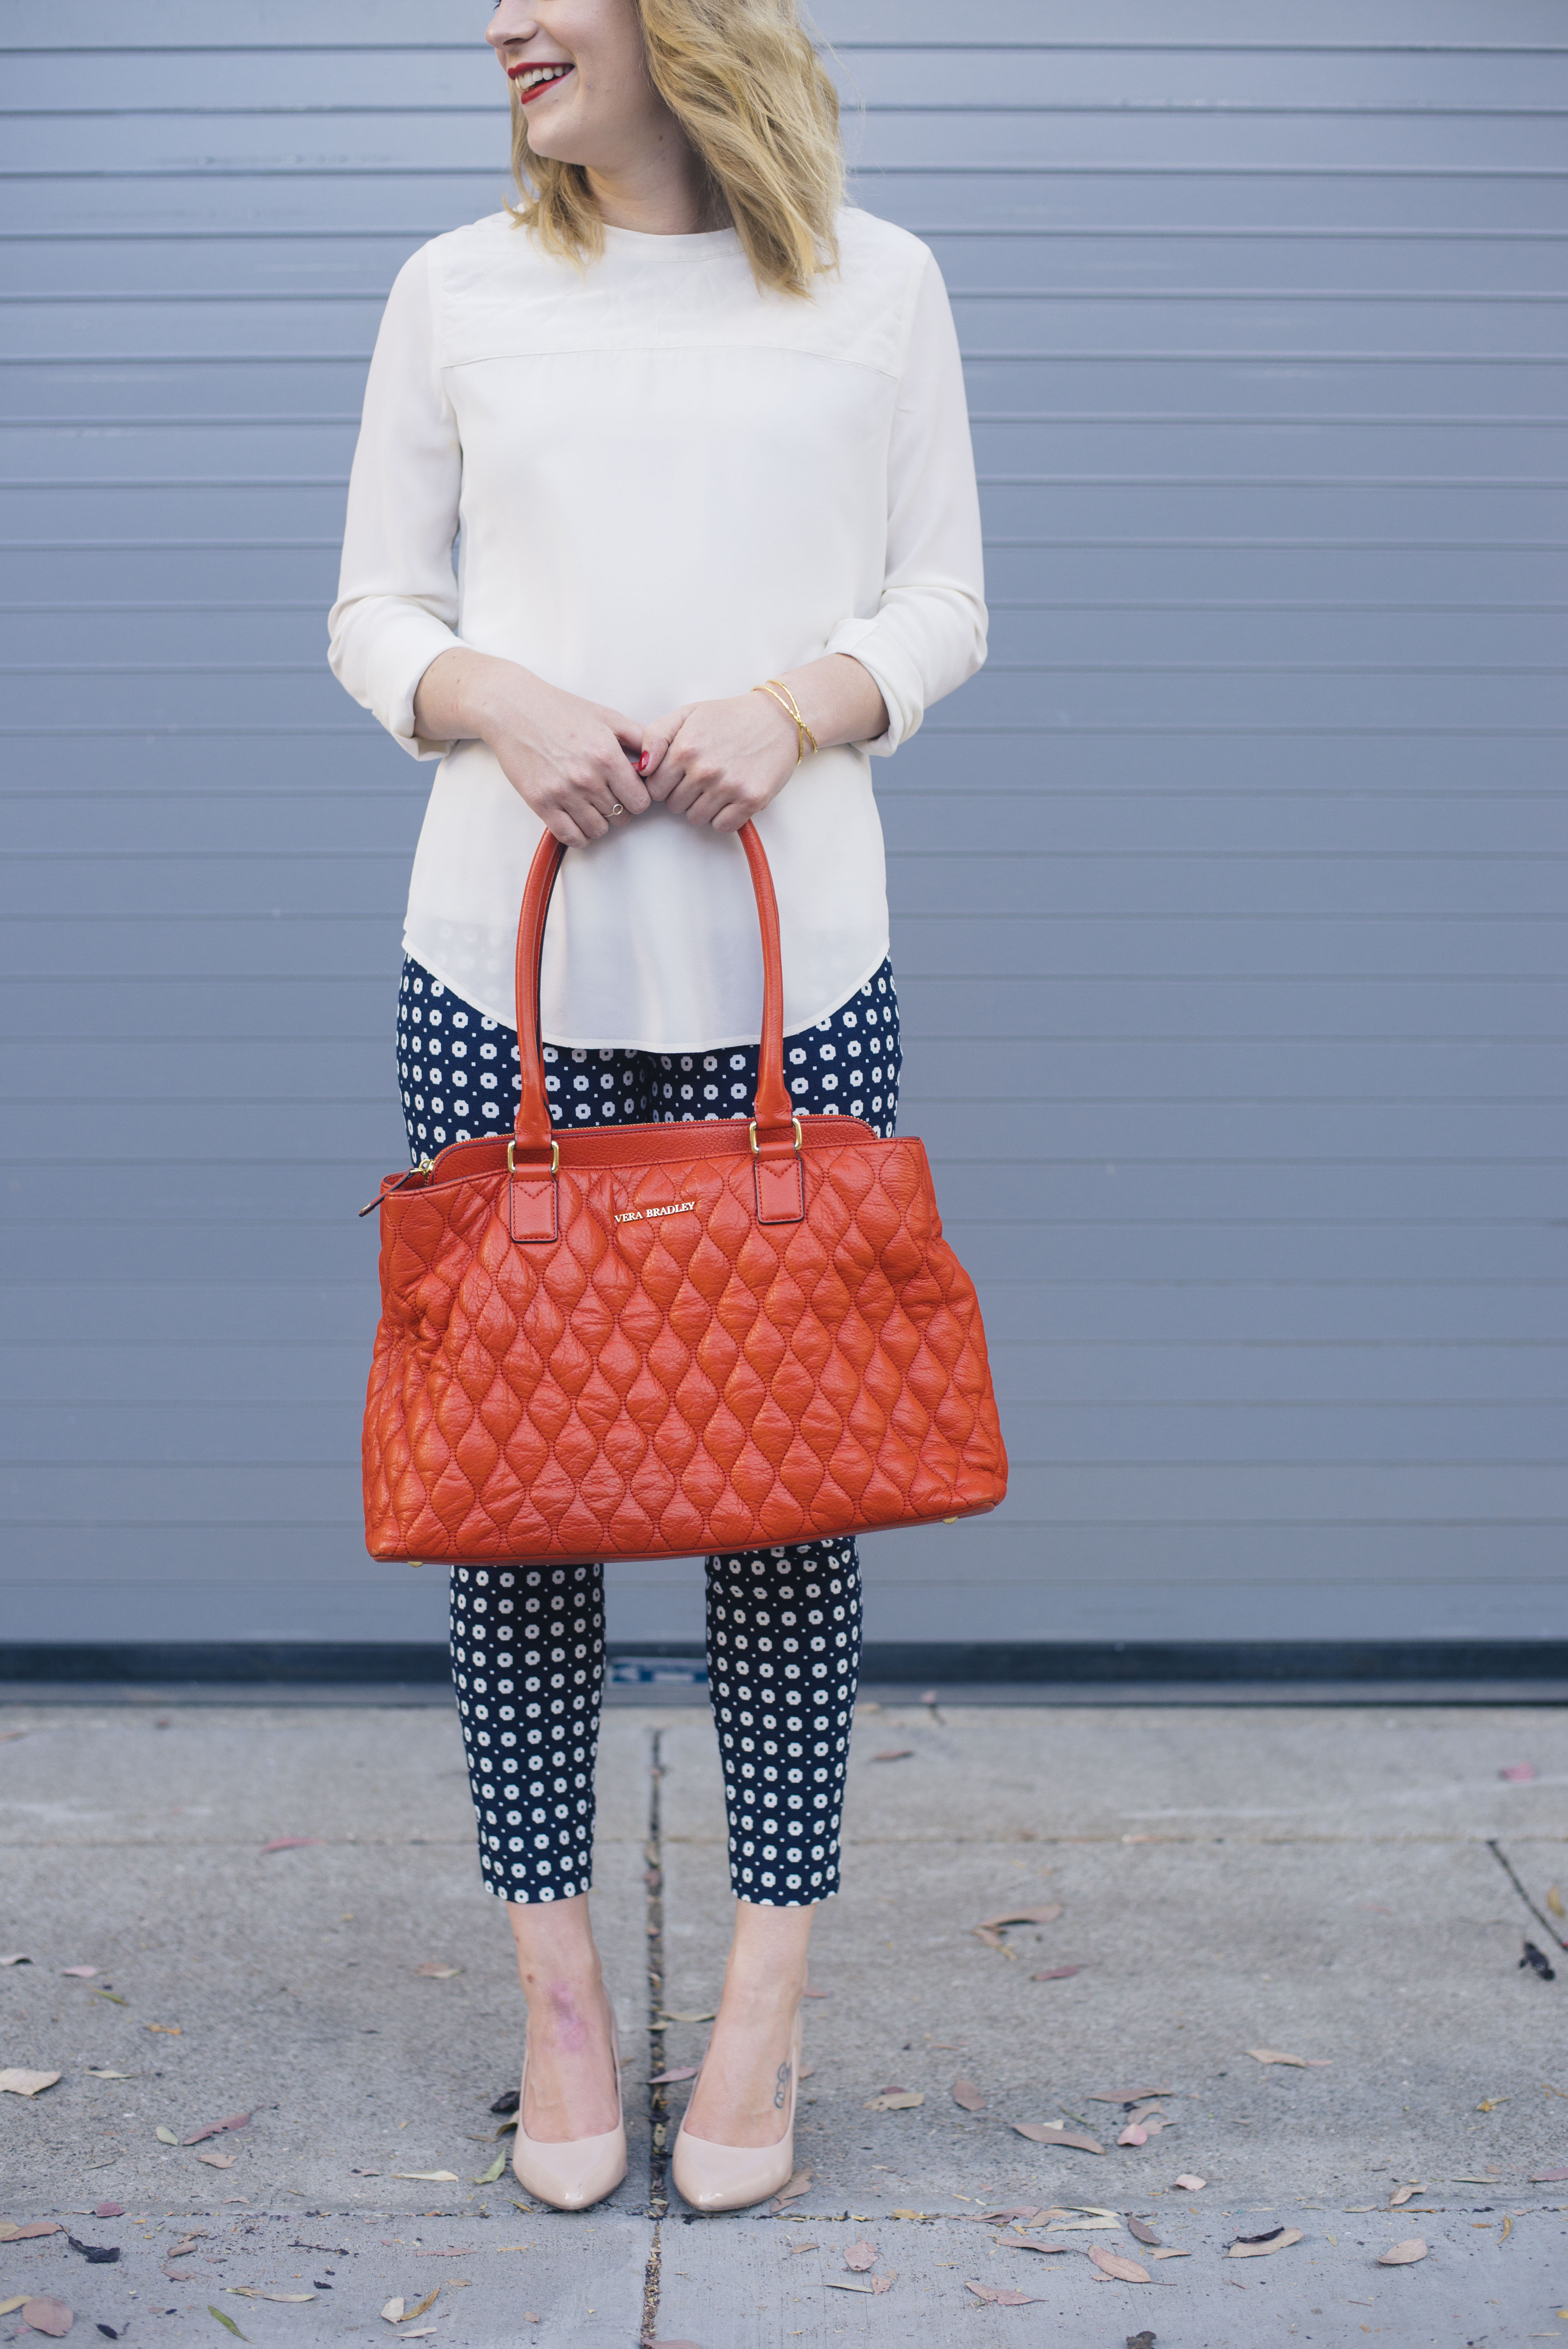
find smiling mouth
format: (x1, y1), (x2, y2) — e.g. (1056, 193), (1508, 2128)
(509, 62), (574, 101)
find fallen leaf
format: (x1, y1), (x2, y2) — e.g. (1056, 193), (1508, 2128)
(20, 2302), (75, 2338)
(772, 2168), (812, 2204)
(1089, 2246), (1151, 2283)
(415, 1964), (461, 1980)
(996, 2235), (1074, 2255)
(784, 2240), (820, 2253)
(402, 2290), (439, 2322)
(865, 2091), (924, 2112)
(0, 2302), (25, 2320)
(649, 2066), (700, 2085)
(1124, 2217), (1161, 2246)
(871, 1748), (914, 1763)
(1172, 2174), (1205, 2191)
(1031, 1965), (1083, 1982)
(207, 2315), (248, 2344)
(230, 2292), (315, 2304)
(871, 2273), (896, 2294)
(260, 1837), (323, 1853)
(155, 2127), (178, 2144)
(66, 2238), (119, 2265)
(0, 1954), (33, 1966)
(1128, 2333), (1157, 2349)
(1011, 2123), (1105, 2154)
(1247, 2049), (1317, 2068)
(965, 2282), (1039, 2306)
(380, 2300), (405, 2324)
(975, 1906), (1064, 1940)
(93, 2207), (123, 2221)
(951, 2079), (986, 2113)
(1148, 2248), (1191, 2260)
(1499, 1763), (1536, 1782)
(1529, 2167), (1568, 2183)
(1228, 2226), (1304, 2258)
(61, 1968), (98, 1980)
(182, 2112), (251, 2146)
(825, 2279), (875, 2295)
(1390, 2185), (1420, 2205)
(0, 2224), (63, 2243)
(1118, 2125), (1148, 2147)
(144, 2025), (181, 2036)
(391, 2172), (458, 2183)
(1089, 2088), (1174, 2107)
(198, 2153), (237, 2170)
(84, 2070), (133, 2080)
(843, 2242), (878, 2271)
(474, 2151), (508, 2186)
(1377, 2237), (1428, 2266)
(1548, 1885), (1565, 1920)
(657, 2010), (717, 2024)
(0, 2071), (61, 2098)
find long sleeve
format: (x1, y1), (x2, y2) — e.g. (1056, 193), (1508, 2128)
(821, 253), (987, 753)
(328, 242), (464, 760)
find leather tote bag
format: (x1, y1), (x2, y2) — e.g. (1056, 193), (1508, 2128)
(362, 822), (1007, 1564)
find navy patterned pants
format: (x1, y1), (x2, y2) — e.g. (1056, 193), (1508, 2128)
(397, 954), (902, 1907)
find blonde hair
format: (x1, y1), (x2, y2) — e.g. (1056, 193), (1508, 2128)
(506, 0), (843, 297)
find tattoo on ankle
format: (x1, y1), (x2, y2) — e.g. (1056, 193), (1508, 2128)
(773, 2059), (791, 2111)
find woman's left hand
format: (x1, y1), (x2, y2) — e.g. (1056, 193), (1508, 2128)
(638, 690), (801, 831)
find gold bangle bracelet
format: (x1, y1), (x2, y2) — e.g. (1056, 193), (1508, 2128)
(752, 678), (820, 764)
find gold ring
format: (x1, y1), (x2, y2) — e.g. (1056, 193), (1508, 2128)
(611, 802), (624, 816)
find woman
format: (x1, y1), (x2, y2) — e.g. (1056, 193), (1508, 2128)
(329, 0), (984, 2215)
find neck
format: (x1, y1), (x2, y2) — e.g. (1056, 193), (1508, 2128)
(584, 120), (721, 236)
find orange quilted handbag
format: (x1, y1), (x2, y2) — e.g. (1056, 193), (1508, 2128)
(362, 822), (1007, 1564)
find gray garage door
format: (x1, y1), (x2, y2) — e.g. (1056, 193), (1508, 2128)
(2, 1), (1562, 1658)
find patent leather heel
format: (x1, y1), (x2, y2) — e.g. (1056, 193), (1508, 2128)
(511, 2029), (627, 2212)
(671, 2011), (802, 2214)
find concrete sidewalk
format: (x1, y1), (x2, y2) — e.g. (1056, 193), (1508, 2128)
(1, 1695), (1565, 2346)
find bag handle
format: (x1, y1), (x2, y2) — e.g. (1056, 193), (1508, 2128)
(510, 820), (799, 1174)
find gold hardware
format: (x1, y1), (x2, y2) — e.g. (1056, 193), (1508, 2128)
(408, 1559), (424, 1569)
(943, 1516), (957, 1524)
(748, 1116), (803, 1157)
(507, 1138), (559, 1174)
(752, 679), (820, 764)
(418, 1155), (434, 1176)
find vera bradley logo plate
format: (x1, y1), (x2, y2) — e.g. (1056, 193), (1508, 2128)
(614, 1198), (697, 1225)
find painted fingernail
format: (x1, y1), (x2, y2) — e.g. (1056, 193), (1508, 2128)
(637, 751), (649, 773)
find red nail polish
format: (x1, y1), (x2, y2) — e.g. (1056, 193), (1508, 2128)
(637, 751), (649, 772)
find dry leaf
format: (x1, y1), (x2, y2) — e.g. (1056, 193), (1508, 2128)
(0, 1955), (32, 1966)
(996, 2235), (1073, 2255)
(380, 2301), (405, 2325)
(0, 2224), (62, 2243)
(67, 2236), (119, 2265)
(1117, 2125), (1147, 2147)
(1548, 1885), (1565, 1920)
(1389, 2185), (1420, 2207)
(871, 1748), (914, 1763)
(1499, 1762), (1536, 1782)
(871, 2274), (895, 2294)
(415, 1964), (461, 1980)
(1089, 2088), (1173, 2107)
(93, 2206), (123, 2221)
(0, 2303), (26, 2320)
(773, 2167), (812, 2203)
(1148, 2248), (1191, 2260)
(974, 1906), (1064, 1941)
(951, 2078), (986, 2113)
(61, 1967), (98, 1980)
(865, 2091), (923, 2112)
(649, 2066), (700, 2085)
(784, 2241), (820, 2254)
(1011, 2123), (1105, 2155)
(1031, 1965), (1083, 1982)
(1377, 2238), (1428, 2266)
(1246, 2049), (1308, 2068)
(198, 2153), (237, 2170)
(403, 2289), (440, 2321)
(260, 1837), (322, 1853)
(155, 2127), (178, 2144)
(231, 2291), (316, 2304)
(843, 2242), (878, 2271)
(965, 2282), (1039, 2306)
(85, 2069), (133, 2080)
(391, 2171), (458, 2183)
(144, 2025), (181, 2036)
(1124, 2218), (1161, 2246)
(183, 2112), (251, 2146)
(1228, 2226), (1304, 2259)
(1089, 2247), (1151, 2283)
(658, 2010), (717, 2024)
(1172, 2174), (1205, 2191)
(1529, 2167), (1568, 2183)
(19, 2301), (75, 2339)
(0, 2071), (60, 2098)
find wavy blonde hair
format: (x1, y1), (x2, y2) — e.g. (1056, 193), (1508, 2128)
(506, 0), (843, 296)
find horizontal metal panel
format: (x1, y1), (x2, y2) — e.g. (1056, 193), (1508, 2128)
(7, 1392), (1561, 1469)
(887, 913), (1561, 978)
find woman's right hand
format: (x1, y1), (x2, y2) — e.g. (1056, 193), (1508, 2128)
(412, 649), (650, 847)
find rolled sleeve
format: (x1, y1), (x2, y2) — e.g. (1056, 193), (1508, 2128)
(825, 253), (987, 754)
(328, 242), (464, 760)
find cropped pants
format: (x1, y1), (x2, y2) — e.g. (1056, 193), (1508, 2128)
(396, 953), (902, 1907)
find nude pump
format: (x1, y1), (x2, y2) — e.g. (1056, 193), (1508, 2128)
(511, 2029), (626, 2212)
(671, 2011), (802, 2214)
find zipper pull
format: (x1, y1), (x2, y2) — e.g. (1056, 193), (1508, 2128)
(357, 1156), (435, 1217)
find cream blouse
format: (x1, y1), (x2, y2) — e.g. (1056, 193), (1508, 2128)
(329, 205), (986, 1051)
